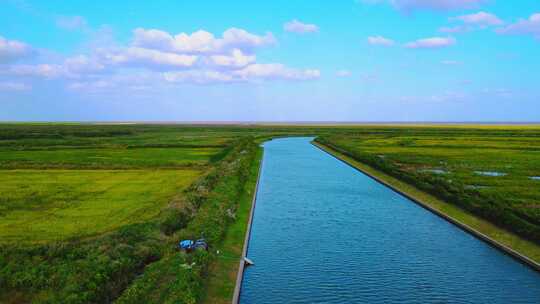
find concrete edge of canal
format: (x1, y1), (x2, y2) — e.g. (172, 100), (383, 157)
(312, 141), (540, 273)
(232, 149), (264, 304)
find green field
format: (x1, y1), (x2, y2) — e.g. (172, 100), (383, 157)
(0, 169), (200, 243)
(0, 124), (249, 303)
(0, 147), (221, 169)
(316, 126), (540, 243)
(1, 123), (540, 303)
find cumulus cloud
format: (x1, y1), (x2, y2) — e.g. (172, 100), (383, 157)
(452, 11), (503, 26)
(3, 26), (318, 88)
(362, 0), (485, 12)
(0, 81), (31, 91)
(496, 13), (540, 39)
(132, 27), (276, 54)
(283, 20), (319, 34)
(439, 12), (503, 34)
(0, 36), (33, 63)
(405, 37), (456, 49)
(367, 36), (395, 46)
(101, 47), (198, 69)
(56, 16), (88, 31)
(209, 49), (255, 68)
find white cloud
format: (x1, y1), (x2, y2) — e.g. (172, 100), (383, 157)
(367, 36), (395, 46)
(209, 48), (255, 68)
(220, 28), (276, 50)
(336, 70), (352, 77)
(102, 47), (198, 69)
(362, 0), (485, 12)
(3, 26), (317, 87)
(56, 16), (88, 31)
(0, 81), (31, 91)
(452, 11), (503, 26)
(440, 12), (502, 34)
(405, 37), (456, 49)
(133, 27), (276, 54)
(496, 13), (540, 39)
(0, 36), (33, 63)
(283, 20), (319, 34)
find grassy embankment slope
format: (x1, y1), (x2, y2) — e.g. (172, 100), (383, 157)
(315, 125), (540, 263)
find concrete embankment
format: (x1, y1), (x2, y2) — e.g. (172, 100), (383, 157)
(231, 150), (264, 304)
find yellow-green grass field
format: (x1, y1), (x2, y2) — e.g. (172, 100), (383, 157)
(0, 147), (222, 169)
(0, 169), (201, 244)
(316, 126), (540, 244)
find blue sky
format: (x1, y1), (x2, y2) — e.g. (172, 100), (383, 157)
(1, 0), (539, 121)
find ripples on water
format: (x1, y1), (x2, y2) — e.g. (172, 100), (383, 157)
(239, 137), (540, 304)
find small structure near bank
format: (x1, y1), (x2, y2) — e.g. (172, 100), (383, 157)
(244, 257), (254, 267)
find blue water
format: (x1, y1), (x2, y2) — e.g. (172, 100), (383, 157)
(239, 137), (540, 304)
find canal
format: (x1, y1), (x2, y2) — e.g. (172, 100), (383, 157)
(239, 137), (540, 303)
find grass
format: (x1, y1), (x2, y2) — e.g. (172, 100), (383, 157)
(0, 147), (221, 169)
(314, 142), (540, 263)
(0, 169), (201, 244)
(114, 138), (259, 304)
(2, 123), (540, 303)
(316, 126), (540, 244)
(200, 148), (262, 304)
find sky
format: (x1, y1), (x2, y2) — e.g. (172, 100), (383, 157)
(1, 0), (539, 122)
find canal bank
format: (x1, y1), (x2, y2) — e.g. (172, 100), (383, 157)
(239, 137), (540, 304)
(231, 149), (263, 304)
(200, 147), (263, 304)
(312, 141), (540, 271)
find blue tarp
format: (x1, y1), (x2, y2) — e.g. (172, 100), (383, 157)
(179, 240), (194, 249)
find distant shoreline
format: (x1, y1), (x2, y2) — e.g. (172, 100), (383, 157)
(1, 121), (540, 126)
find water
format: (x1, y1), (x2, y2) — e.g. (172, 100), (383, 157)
(474, 171), (507, 177)
(239, 137), (540, 304)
